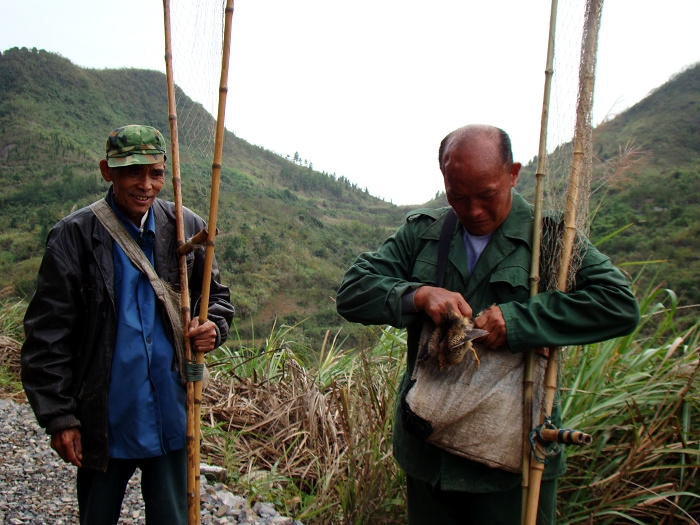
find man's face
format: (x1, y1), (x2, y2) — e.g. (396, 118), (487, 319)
(442, 141), (520, 236)
(100, 160), (165, 225)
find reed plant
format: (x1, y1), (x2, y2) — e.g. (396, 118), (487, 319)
(558, 286), (699, 523)
(1, 289), (697, 524)
(200, 284), (699, 524)
(0, 299), (25, 397)
(202, 322), (407, 524)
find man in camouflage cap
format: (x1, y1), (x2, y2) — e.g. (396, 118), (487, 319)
(21, 124), (235, 524)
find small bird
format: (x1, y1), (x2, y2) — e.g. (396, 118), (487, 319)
(426, 310), (488, 369)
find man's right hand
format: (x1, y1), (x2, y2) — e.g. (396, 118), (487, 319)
(50, 427), (83, 468)
(414, 286), (473, 325)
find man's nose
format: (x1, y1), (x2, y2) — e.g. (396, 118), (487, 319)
(135, 173), (152, 188)
(466, 203), (485, 219)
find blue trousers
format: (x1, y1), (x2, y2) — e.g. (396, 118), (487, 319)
(76, 448), (187, 525)
(406, 474), (557, 525)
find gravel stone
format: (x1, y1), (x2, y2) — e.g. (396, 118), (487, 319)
(0, 398), (305, 525)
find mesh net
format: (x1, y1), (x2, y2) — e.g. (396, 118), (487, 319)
(538, 0), (603, 293)
(167, 0), (227, 194)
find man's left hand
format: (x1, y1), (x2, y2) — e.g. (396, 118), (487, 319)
(473, 305), (508, 349)
(188, 318), (218, 352)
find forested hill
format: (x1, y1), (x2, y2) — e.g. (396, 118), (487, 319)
(1, 47), (699, 345)
(587, 63), (700, 310)
(0, 47), (408, 347)
(511, 62), (700, 318)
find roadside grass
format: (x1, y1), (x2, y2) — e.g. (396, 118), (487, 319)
(1, 287), (698, 524)
(558, 286), (700, 523)
(0, 299), (25, 398)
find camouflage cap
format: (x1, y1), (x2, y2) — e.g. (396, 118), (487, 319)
(105, 125), (167, 167)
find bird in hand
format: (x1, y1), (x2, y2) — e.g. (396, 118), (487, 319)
(426, 310), (489, 369)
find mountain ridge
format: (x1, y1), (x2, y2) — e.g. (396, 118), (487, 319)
(1, 47), (698, 342)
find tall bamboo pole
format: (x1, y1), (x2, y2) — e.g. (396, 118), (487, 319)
(523, 1), (603, 523)
(191, 2), (235, 524)
(162, 0), (200, 519)
(522, 1), (558, 522)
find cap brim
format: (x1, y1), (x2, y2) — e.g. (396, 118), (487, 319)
(107, 153), (165, 168)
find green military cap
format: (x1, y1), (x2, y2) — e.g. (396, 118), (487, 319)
(105, 124), (167, 167)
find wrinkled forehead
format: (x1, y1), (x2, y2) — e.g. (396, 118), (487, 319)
(443, 134), (504, 172)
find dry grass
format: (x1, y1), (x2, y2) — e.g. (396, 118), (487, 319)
(199, 329), (407, 524)
(202, 357), (343, 485)
(0, 335), (21, 375)
(1, 295), (697, 524)
(0, 333), (25, 402)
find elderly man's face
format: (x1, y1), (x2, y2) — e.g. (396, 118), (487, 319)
(441, 139), (520, 236)
(100, 160), (166, 225)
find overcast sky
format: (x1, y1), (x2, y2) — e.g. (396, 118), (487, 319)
(1, 0), (698, 205)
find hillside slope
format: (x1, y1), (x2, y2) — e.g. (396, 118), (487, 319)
(512, 63), (700, 313)
(1, 48), (698, 344)
(0, 47), (408, 346)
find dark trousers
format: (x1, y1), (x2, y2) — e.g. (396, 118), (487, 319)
(406, 474), (557, 525)
(77, 448), (187, 525)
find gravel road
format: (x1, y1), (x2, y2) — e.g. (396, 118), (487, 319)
(0, 398), (303, 525)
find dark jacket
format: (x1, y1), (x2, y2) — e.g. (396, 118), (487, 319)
(336, 191), (640, 492)
(21, 195), (234, 471)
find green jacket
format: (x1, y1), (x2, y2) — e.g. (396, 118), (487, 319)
(336, 191), (640, 492)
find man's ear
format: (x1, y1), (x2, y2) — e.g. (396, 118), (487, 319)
(99, 159), (113, 182)
(510, 162), (522, 187)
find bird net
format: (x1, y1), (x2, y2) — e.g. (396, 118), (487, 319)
(537, 0), (603, 294)
(165, 0), (228, 195)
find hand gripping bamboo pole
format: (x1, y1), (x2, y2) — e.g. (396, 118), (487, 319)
(191, 2), (235, 524)
(522, 1), (558, 522)
(524, 1), (603, 523)
(162, 0), (199, 520)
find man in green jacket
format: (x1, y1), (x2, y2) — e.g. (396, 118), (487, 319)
(336, 124), (640, 524)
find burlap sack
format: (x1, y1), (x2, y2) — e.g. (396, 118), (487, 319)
(403, 322), (547, 473)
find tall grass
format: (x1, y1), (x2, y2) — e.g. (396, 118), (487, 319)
(201, 286), (699, 524)
(0, 299), (25, 396)
(559, 287), (699, 523)
(1, 288), (697, 524)
(202, 322), (407, 524)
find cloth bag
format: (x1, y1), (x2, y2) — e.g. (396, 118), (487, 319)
(400, 208), (547, 472)
(403, 322), (547, 472)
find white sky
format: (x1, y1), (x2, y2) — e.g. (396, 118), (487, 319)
(1, 1), (698, 205)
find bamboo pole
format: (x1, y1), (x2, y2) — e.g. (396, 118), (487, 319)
(162, 0), (199, 519)
(522, 1), (558, 522)
(524, 1), (603, 523)
(191, 2), (235, 524)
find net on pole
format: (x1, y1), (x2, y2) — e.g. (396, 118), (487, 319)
(169, 0), (227, 193)
(538, 0), (602, 294)
(163, 3), (231, 523)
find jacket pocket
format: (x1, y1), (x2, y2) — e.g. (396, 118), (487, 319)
(488, 265), (530, 302)
(411, 257), (439, 285)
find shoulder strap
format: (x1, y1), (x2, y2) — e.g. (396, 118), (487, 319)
(90, 199), (159, 282)
(89, 199), (185, 372)
(436, 208), (458, 288)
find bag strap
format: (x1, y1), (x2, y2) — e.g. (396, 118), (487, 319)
(90, 199), (161, 283)
(436, 208), (458, 288)
(89, 199), (187, 376)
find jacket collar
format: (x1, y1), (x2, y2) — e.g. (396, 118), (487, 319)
(432, 190), (534, 298)
(92, 190), (176, 278)
(498, 190), (535, 248)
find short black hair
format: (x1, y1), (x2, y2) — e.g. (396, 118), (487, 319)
(438, 125), (513, 172)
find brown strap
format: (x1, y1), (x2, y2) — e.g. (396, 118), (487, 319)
(89, 199), (185, 374)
